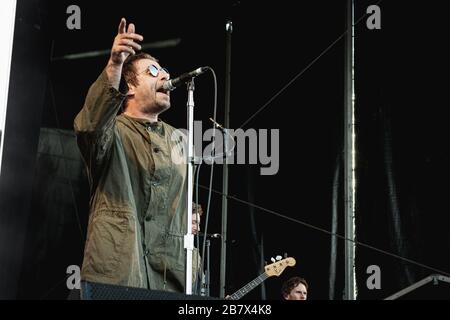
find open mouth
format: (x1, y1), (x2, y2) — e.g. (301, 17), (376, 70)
(156, 87), (170, 96)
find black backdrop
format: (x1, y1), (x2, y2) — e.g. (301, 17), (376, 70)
(1, 0), (449, 300)
(355, 0), (450, 299)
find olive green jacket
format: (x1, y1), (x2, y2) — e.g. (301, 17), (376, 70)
(74, 70), (189, 292)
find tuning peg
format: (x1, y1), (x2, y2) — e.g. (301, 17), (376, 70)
(284, 252), (288, 258)
(276, 255), (282, 261)
(264, 261), (268, 266)
(270, 257), (276, 263)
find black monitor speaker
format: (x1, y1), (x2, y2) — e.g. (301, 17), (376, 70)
(80, 281), (217, 300)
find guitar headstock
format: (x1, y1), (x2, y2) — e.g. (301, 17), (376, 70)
(264, 256), (296, 277)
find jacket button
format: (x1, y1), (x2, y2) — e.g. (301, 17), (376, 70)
(145, 216), (151, 221)
(153, 147), (160, 153)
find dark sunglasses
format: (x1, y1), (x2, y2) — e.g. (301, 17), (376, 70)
(139, 64), (170, 78)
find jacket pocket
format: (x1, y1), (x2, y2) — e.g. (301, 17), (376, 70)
(83, 209), (132, 279)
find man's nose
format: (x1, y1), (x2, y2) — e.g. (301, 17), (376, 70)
(160, 72), (170, 81)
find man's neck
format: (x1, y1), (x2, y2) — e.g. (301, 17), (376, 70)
(124, 110), (159, 123)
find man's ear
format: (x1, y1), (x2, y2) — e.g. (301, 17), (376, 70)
(126, 83), (136, 98)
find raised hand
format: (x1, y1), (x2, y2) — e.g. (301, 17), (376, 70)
(110, 18), (144, 66)
(106, 18), (143, 89)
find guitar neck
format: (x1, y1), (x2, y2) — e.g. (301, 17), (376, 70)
(228, 273), (269, 300)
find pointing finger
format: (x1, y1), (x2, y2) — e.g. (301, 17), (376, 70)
(118, 18), (126, 34)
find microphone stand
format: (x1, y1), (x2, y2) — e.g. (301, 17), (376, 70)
(206, 239), (211, 296)
(183, 70), (230, 296)
(184, 78), (196, 295)
(206, 240), (211, 297)
(199, 239), (210, 297)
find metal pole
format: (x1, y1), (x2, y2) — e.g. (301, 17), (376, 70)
(185, 79), (195, 295)
(206, 239), (211, 297)
(344, 0), (356, 300)
(220, 19), (232, 299)
(259, 235), (266, 300)
(247, 166), (266, 299)
(329, 154), (341, 300)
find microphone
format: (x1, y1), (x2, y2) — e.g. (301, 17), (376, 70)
(162, 67), (208, 91)
(198, 233), (221, 239)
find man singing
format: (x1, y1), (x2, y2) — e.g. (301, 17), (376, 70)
(74, 18), (190, 292)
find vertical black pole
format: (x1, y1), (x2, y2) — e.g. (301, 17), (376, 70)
(220, 19), (232, 299)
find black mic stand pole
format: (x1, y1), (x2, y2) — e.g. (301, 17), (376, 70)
(220, 19), (233, 299)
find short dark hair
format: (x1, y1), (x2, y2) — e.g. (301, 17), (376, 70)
(122, 52), (158, 87)
(281, 277), (308, 297)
